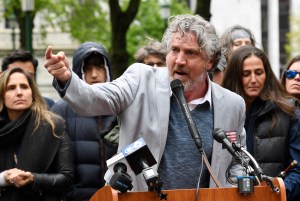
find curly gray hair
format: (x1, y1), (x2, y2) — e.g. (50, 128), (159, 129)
(161, 14), (221, 70)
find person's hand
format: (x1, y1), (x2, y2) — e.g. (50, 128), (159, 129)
(4, 169), (34, 188)
(44, 46), (71, 84)
(4, 168), (26, 187)
(17, 171), (34, 187)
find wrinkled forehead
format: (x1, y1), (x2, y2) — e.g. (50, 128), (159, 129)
(170, 32), (200, 48)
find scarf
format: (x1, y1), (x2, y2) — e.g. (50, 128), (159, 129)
(0, 110), (32, 171)
(0, 109), (62, 172)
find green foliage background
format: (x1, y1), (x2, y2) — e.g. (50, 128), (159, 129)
(3, 0), (191, 63)
(285, 15), (300, 60)
(126, 0), (192, 64)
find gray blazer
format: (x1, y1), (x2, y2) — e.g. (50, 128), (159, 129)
(57, 63), (246, 191)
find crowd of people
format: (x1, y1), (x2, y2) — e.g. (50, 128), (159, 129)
(0, 13), (300, 201)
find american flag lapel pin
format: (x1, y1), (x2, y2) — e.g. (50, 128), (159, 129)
(225, 130), (237, 143)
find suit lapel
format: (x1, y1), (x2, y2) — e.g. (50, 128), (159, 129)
(210, 83), (226, 183)
(155, 68), (171, 164)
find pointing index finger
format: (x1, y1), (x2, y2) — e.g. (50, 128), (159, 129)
(45, 46), (53, 60)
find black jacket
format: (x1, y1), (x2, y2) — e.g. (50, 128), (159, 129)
(246, 100), (291, 176)
(246, 99), (300, 201)
(0, 110), (73, 201)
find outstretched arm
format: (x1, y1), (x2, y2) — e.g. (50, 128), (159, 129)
(44, 46), (71, 85)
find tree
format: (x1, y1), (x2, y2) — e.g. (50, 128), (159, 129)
(126, 0), (192, 65)
(108, 0), (141, 77)
(43, 0), (141, 77)
(3, 0), (209, 77)
(42, 0), (110, 48)
(49, 0), (190, 77)
(3, 0), (111, 51)
(3, 0), (68, 52)
(4, 0), (36, 51)
(194, 0), (211, 21)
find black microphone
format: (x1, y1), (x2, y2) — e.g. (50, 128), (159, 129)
(213, 128), (264, 181)
(121, 138), (157, 174)
(212, 128), (240, 158)
(121, 138), (158, 188)
(106, 138), (160, 191)
(170, 79), (203, 153)
(109, 162), (133, 192)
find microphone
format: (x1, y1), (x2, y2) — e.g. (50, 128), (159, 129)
(212, 128), (264, 180)
(213, 128), (280, 191)
(121, 138), (158, 189)
(232, 142), (279, 191)
(109, 162), (133, 192)
(212, 128), (240, 158)
(106, 138), (159, 190)
(170, 79), (203, 153)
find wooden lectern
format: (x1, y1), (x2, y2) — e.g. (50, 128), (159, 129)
(90, 177), (286, 201)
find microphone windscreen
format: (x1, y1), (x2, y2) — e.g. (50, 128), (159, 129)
(212, 128), (227, 143)
(170, 79), (183, 92)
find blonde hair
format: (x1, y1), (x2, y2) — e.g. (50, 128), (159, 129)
(0, 67), (59, 136)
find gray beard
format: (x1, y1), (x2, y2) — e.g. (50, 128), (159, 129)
(182, 73), (206, 92)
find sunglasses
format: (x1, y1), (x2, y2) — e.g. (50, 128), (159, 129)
(285, 70), (300, 79)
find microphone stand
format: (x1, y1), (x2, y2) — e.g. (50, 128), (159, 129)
(139, 158), (167, 200)
(232, 143), (280, 193)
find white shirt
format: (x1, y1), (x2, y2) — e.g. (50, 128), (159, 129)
(188, 77), (212, 110)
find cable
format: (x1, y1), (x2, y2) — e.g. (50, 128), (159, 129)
(194, 154), (204, 201)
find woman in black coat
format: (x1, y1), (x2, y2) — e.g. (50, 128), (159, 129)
(0, 67), (73, 201)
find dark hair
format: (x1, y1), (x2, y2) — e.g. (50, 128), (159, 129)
(1, 49), (38, 72)
(280, 55), (300, 91)
(72, 42), (112, 81)
(84, 52), (105, 69)
(222, 45), (294, 116)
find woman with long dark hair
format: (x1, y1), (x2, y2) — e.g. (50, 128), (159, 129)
(222, 45), (300, 201)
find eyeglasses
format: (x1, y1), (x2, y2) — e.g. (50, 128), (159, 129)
(285, 70), (300, 79)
